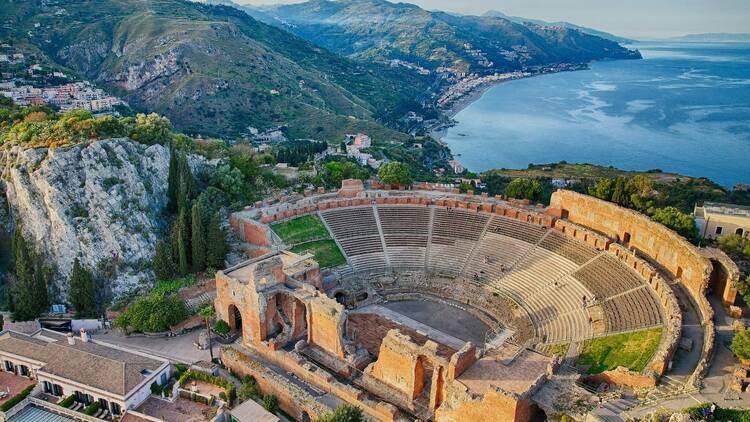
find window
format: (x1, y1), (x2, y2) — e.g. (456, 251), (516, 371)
(161, 372), (168, 385)
(111, 402), (121, 415)
(43, 381), (53, 394)
(737, 228), (745, 236)
(53, 384), (63, 396)
(19, 365), (29, 377)
(3, 361), (13, 372)
(715, 226), (723, 235)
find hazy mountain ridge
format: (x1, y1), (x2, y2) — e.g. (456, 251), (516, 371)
(666, 33), (750, 43)
(1, 0), (429, 139)
(483, 10), (635, 44)
(246, 0), (641, 74)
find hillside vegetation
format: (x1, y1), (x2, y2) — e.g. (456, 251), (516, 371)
(253, 0), (641, 74)
(0, 0), (429, 139)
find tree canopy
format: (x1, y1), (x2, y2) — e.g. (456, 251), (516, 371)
(113, 292), (187, 333)
(318, 405), (365, 422)
(504, 178), (543, 202)
(650, 207), (698, 241)
(378, 161), (412, 186)
(732, 328), (750, 360)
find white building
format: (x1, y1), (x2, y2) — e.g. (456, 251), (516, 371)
(0, 329), (170, 417)
(694, 202), (750, 239)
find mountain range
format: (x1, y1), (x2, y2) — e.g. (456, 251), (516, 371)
(666, 33), (750, 43)
(1, 0), (429, 140)
(2, 0), (640, 139)
(483, 10), (634, 44)
(245, 0), (641, 75)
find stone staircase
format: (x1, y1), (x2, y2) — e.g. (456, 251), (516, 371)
(186, 291), (216, 313)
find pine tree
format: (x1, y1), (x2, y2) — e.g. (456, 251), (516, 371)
(177, 207), (191, 276)
(152, 240), (176, 280)
(167, 147), (179, 213)
(69, 258), (95, 318)
(191, 203), (207, 272)
(206, 212), (227, 269)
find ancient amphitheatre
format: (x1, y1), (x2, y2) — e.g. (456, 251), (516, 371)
(214, 179), (739, 422)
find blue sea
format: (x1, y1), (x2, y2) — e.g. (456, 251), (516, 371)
(443, 42), (750, 187)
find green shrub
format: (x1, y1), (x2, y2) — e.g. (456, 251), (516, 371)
(0, 384), (36, 412)
(318, 404), (365, 422)
(152, 274), (196, 295)
(102, 177), (122, 191)
(113, 292), (188, 333)
(262, 394), (279, 414)
(214, 319), (231, 336)
(732, 329), (750, 360)
(59, 395), (75, 408)
(238, 376), (261, 402)
(150, 382), (163, 395)
(84, 401), (101, 416)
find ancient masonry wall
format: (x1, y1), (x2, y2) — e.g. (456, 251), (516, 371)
(221, 347), (332, 421)
(549, 190), (715, 386)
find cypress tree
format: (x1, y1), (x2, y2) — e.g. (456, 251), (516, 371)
(206, 212), (227, 269)
(11, 224), (47, 321)
(69, 258), (95, 318)
(152, 239), (175, 280)
(176, 154), (194, 211)
(177, 207), (191, 276)
(167, 147), (179, 213)
(191, 203), (207, 272)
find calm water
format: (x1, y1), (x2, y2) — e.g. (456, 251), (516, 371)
(443, 42), (750, 187)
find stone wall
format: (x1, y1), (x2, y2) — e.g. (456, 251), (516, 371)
(228, 214), (274, 247)
(549, 190), (715, 386)
(221, 347), (332, 421)
(306, 295), (347, 359)
(347, 312), (457, 357)
(549, 190), (712, 296)
(584, 367), (657, 389)
(435, 381), (535, 422)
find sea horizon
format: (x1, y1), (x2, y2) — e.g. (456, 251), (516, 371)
(441, 41), (750, 188)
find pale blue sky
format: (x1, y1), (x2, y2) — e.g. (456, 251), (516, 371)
(237, 0), (750, 39)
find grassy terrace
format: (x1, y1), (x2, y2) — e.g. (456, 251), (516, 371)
(576, 328), (662, 374)
(271, 215), (330, 245)
(291, 240), (347, 269)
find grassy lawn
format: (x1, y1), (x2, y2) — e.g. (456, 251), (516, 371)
(542, 343), (570, 358)
(271, 215), (330, 245)
(290, 240), (347, 269)
(576, 328), (662, 374)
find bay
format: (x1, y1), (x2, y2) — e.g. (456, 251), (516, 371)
(442, 42), (750, 187)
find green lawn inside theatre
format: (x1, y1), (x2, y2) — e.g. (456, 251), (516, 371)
(271, 215), (330, 245)
(290, 240), (347, 269)
(576, 328), (662, 374)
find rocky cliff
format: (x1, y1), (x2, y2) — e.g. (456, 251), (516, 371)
(0, 139), (170, 299)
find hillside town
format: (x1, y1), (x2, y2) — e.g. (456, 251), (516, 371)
(0, 42), (124, 114)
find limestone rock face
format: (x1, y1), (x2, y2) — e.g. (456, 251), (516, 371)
(0, 139), (170, 298)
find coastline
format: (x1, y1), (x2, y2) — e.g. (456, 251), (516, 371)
(428, 65), (591, 145)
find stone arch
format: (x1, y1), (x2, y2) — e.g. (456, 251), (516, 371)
(227, 304), (244, 333)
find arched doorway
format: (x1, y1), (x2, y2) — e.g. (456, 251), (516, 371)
(228, 304), (243, 333)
